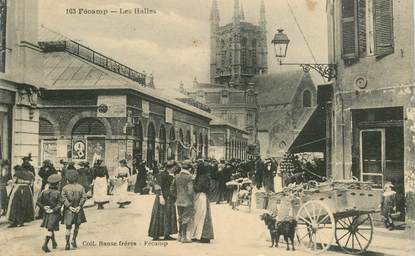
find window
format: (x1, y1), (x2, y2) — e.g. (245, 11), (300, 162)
(0, 0), (6, 72)
(342, 0), (394, 60)
(302, 90), (312, 108)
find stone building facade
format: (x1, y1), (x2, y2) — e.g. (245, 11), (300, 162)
(37, 35), (211, 174)
(326, 0), (414, 225)
(254, 70), (317, 159)
(0, 0), (43, 168)
(209, 119), (248, 161)
(210, 0), (268, 88)
(185, 80), (258, 149)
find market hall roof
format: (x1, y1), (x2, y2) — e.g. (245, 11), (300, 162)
(38, 27), (213, 120)
(252, 70), (314, 106)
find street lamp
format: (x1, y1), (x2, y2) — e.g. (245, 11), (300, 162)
(272, 29), (290, 60)
(271, 28), (337, 81)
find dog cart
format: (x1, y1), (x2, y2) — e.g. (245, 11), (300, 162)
(295, 180), (382, 254)
(278, 180), (382, 254)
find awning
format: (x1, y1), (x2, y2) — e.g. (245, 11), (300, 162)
(288, 105), (327, 153)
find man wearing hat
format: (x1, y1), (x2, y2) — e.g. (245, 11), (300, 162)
(61, 169), (87, 250)
(148, 160), (178, 241)
(36, 174), (62, 252)
(263, 158), (276, 193)
(170, 159), (195, 243)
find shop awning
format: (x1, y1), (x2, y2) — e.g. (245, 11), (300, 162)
(288, 105), (327, 153)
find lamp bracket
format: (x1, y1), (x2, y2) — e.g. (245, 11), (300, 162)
(279, 61), (337, 80)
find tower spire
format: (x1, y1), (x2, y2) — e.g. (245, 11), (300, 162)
(233, 0), (240, 22)
(240, 1), (245, 21)
(210, 0), (220, 23)
(259, 0), (266, 29)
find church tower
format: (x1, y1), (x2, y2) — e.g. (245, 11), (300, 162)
(209, 0), (220, 84)
(209, 0), (268, 88)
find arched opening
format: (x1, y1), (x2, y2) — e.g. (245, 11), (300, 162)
(147, 122), (156, 165)
(39, 118), (55, 136)
(159, 125), (166, 164)
(168, 127), (176, 160)
(204, 134), (209, 159)
(72, 118), (106, 136)
(303, 90), (312, 108)
(198, 133), (203, 159)
(178, 129), (184, 161)
(185, 130), (191, 159)
(133, 122), (143, 160)
(71, 118), (106, 165)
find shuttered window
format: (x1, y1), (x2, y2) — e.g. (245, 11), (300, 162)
(72, 118), (106, 135)
(342, 0), (394, 60)
(0, 0), (6, 73)
(374, 0), (394, 56)
(342, 0), (358, 59)
(39, 118), (55, 136)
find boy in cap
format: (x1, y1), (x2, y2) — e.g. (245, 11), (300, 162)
(37, 174), (62, 252)
(61, 169), (87, 250)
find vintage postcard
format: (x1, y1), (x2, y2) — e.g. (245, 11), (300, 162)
(0, 0), (414, 255)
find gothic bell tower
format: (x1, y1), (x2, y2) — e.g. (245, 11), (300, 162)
(209, 0), (268, 88)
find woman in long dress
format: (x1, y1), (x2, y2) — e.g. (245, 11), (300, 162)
(113, 160), (131, 208)
(0, 160), (11, 216)
(188, 162), (214, 243)
(7, 165), (35, 227)
(148, 160), (178, 240)
(91, 159), (109, 209)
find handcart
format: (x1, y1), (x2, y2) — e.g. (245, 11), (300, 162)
(268, 180), (382, 254)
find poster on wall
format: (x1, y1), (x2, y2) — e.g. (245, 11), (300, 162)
(165, 107), (173, 123)
(97, 95), (127, 118)
(87, 137), (105, 166)
(56, 140), (68, 158)
(42, 140), (57, 166)
(142, 100), (150, 118)
(72, 137), (86, 160)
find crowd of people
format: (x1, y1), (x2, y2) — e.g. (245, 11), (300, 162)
(147, 156), (280, 243)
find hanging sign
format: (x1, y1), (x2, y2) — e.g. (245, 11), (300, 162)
(142, 100), (150, 118)
(97, 95), (127, 118)
(165, 107), (173, 123)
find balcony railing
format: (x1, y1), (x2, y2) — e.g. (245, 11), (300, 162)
(39, 39), (147, 86)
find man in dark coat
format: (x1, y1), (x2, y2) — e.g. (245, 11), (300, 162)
(263, 159), (276, 192)
(170, 160), (195, 243)
(38, 160), (58, 191)
(254, 156), (265, 189)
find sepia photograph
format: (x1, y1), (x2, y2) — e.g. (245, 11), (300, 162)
(0, 0), (414, 255)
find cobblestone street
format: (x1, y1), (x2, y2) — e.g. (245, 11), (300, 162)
(0, 194), (413, 256)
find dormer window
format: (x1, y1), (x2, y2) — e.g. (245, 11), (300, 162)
(303, 90), (312, 108)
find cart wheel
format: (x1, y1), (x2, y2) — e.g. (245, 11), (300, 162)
(335, 214), (373, 255)
(296, 200), (335, 253)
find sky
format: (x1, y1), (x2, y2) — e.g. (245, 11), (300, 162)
(39, 0), (328, 88)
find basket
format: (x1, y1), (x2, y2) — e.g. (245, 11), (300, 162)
(255, 192), (268, 209)
(267, 193), (283, 211)
(344, 189), (382, 211)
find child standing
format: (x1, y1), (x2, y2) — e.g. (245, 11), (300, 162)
(61, 169), (87, 250)
(37, 174), (62, 253)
